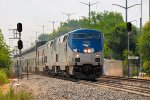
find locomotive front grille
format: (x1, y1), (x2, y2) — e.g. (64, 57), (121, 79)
(95, 58), (100, 62)
(82, 64), (93, 74)
(75, 58), (80, 62)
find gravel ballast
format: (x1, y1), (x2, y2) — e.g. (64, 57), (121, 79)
(12, 75), (150, 100)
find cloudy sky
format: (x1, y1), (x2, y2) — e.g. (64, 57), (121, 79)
(0, 0), (149, 50)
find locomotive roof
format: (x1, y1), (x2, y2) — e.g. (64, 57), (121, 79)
(14, 41), (47, 58)
(69, 29), (101, 34)
(13, 29), (102, 58)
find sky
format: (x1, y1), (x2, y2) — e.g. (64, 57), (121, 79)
(0, 0), (149, 50)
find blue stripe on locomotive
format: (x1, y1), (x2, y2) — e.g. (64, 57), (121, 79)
(68, 29), (103, 53)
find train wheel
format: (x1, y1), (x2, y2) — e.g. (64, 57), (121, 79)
(71, 75), (76, 79)
(56, 66), (61, 76)
(61, 70), (65, 77)
(65, 66), (70, 78)
(52, 66), (55, 75)
(44, 66), (50, 75)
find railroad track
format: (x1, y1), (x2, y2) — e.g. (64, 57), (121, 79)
(100, 75), (150, 83)
(21, 73), (150, 96)
(79, 76), (150, 97)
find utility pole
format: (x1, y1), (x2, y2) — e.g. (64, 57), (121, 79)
(140, 0), (143, 76)
(17, 23), (23, 82)
(39, 25), (48, 41)
(112, 0), (140, 78)
(33, 31), (39, 72)
(49, 20), (58, 34)
(62, 12), (74, 21)
(33, 31), (39, 43)
(39, 25), (47, 35)
(19, 29), (21, 81)
(112, 1), (140, 23)
(80, 1), (99, 23)
(126, 0), (127, 22)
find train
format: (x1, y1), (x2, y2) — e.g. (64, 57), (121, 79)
(12, 29), (104, 80)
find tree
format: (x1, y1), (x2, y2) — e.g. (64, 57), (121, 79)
(56, 20), (83, 37)
(138, 20), (150, 74)
(143, 61), (150, 75)
(138, 20), (150, 61)
(38, 20), (82, 41)
(0, 29), (11, 68)
(38, 34), (51, 41)
(108, 23), (138, 59)
(83, 11), (124, 34)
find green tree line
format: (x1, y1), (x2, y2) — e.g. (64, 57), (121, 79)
(138, 20), (150, 75)
(0, 30), (11, 68)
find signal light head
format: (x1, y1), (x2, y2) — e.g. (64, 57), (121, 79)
(18, 40), (23, 50)
(17, 23), (22, 32)
(127, 22), (132, 32)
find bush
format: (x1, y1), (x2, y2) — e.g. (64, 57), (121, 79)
(143, 61), (150, 75)
(0, 69), (9, 85)
(0, 88), (33, 100)
(2, 68), (16, 78)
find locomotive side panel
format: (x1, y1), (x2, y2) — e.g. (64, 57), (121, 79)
(37, 45), (46, 72)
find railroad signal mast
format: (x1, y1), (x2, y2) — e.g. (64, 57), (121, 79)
(17, 23), (23, 81)
(127, 22), (132, 78)
(17, 23), (23, 50)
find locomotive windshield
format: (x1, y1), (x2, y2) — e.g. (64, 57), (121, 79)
(73, 33), (100, 39)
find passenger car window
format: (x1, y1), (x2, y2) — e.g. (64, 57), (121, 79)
(63, 35), (68, 42)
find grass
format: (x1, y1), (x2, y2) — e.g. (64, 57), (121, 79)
(0, 68), (34, 100)
(0, 69), (9, 85)
(0, 88), (33, 100)
(142, 75), (150, 80)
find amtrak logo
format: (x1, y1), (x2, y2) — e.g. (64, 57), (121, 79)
(83, 41), (91, 47)
(83, 44), (90, 47)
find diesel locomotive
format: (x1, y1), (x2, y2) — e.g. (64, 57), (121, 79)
(13, 29), (104, 80)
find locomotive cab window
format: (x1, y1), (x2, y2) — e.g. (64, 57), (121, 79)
(42, 50), (44, 63)
(63, 35), (68, 42)
(50, 41), (53, 46)
(37, 51), (39, 65)
(54, 39), (58, 44)
(73, 33), (100, 39)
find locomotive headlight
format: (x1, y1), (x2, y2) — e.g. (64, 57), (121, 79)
(76, 53), (80, 58)
(87, 49), (92, 53)
(96, 54), (99, 57)
(84, 49), (87, 53)
(84, 48), (92, 53)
